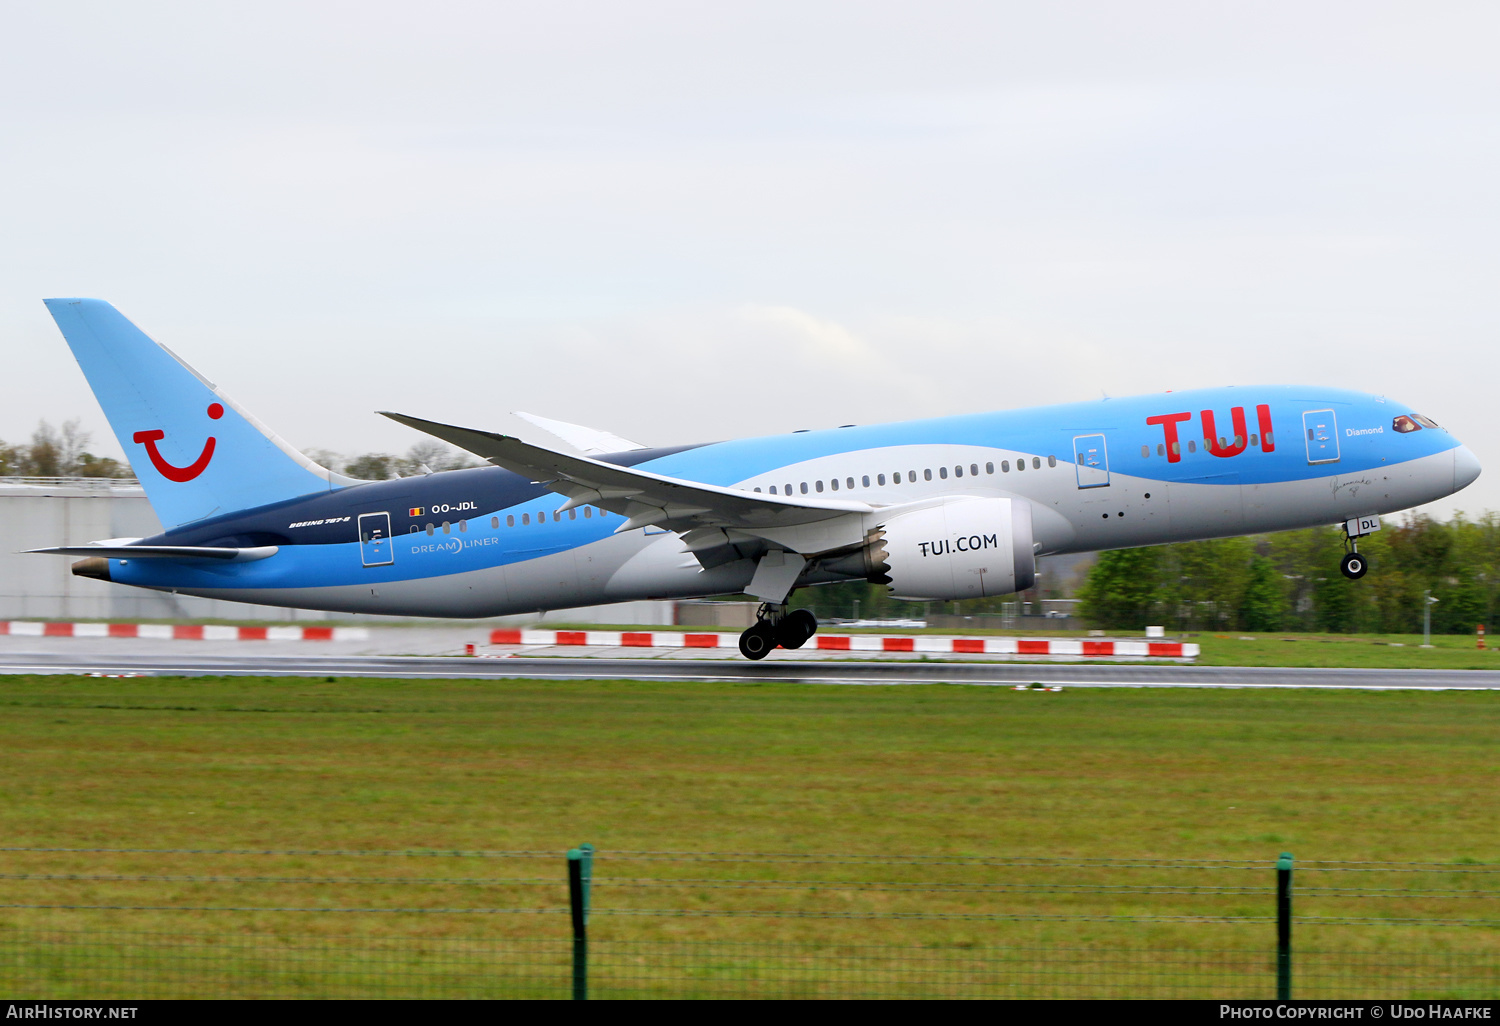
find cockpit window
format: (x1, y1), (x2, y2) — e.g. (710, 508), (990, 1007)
(1412, 414), (1441, 430)
(1393, 415), (1420, 433)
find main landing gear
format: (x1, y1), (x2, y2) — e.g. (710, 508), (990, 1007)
(738, 604), (818, 660)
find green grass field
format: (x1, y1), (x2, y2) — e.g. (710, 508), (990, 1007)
(0, 675), (1495, 995)
(1183, 631), (1500, 669)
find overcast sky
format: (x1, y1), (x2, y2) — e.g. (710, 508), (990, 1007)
(2, 2), (1496, 518)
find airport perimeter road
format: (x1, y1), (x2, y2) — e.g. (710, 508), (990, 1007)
(2, 652), (1500, 688)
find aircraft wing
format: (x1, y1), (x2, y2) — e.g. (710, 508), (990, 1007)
(381, 412), (872, 548)
(512, 411), (647, 455)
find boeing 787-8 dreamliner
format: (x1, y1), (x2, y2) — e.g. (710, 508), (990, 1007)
(29, 299), (1481, 659)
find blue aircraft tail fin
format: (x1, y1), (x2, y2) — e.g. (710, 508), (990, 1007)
(44, 299), (351, 528)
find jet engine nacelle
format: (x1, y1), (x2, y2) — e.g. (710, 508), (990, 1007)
(877, 497), (1036, 601)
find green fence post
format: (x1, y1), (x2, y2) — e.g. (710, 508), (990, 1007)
(568, 844), (593, 1000)
(1276, 852), (1293, 1000)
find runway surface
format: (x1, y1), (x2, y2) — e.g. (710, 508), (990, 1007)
(2, 651), (1499, 688)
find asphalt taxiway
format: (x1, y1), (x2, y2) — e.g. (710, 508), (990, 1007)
(1, 651), (1498, 689)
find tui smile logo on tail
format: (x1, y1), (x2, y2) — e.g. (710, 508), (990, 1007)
(133, 403), (223, 482)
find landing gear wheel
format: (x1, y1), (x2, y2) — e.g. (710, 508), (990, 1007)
(1340, 552), (1368, 579)
(738, 622), (778, 660)
(777, 609), (818, 650)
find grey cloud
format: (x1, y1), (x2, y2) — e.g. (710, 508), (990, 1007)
(1, 2), (1496, 522)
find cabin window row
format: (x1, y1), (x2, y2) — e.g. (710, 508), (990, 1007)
(406, 453), (1069, 537)
(1137, 433), (1274, 459)
(750, 456), (1057, 495)
(413, 506), (614, 535)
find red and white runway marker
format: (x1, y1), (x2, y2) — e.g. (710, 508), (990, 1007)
(486, 628), (1197, 659)
(0, 622), (369, 642)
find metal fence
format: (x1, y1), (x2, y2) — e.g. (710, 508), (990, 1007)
(0, 477), (140, 490)
(0, 846), (1493, 999)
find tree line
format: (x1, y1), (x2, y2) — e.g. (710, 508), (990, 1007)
(302, 441), (482, 480)
(795, 517), (1500, 635)
(0, 420), (131, 477)
(1078, 515), (1500, 635)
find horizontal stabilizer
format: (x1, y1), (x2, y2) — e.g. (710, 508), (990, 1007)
(26, 544), (279, 562)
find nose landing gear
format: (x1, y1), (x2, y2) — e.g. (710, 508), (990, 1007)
(737, 604), (819, 660)
(1340, 515), (1379, 579)
(1340, 551), (1368, 579)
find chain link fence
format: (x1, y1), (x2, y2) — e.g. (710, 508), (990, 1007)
(0, 847), (1494, 999)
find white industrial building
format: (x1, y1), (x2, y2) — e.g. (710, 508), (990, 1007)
(0, 477), (345, 621)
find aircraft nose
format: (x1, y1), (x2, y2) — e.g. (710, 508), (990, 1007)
(1454, 445), (1482, 492)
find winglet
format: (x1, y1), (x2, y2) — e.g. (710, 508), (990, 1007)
(379, 411), (524, 468)
(513, 411), (646, 455)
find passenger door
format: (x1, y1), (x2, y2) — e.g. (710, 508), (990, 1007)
(1073, 434), (1110, 488)
(1303, 410), (1340, 464)
(358, 512), (395, 567)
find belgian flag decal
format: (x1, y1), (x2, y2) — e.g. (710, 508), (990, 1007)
(408, 507), (423, 517)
